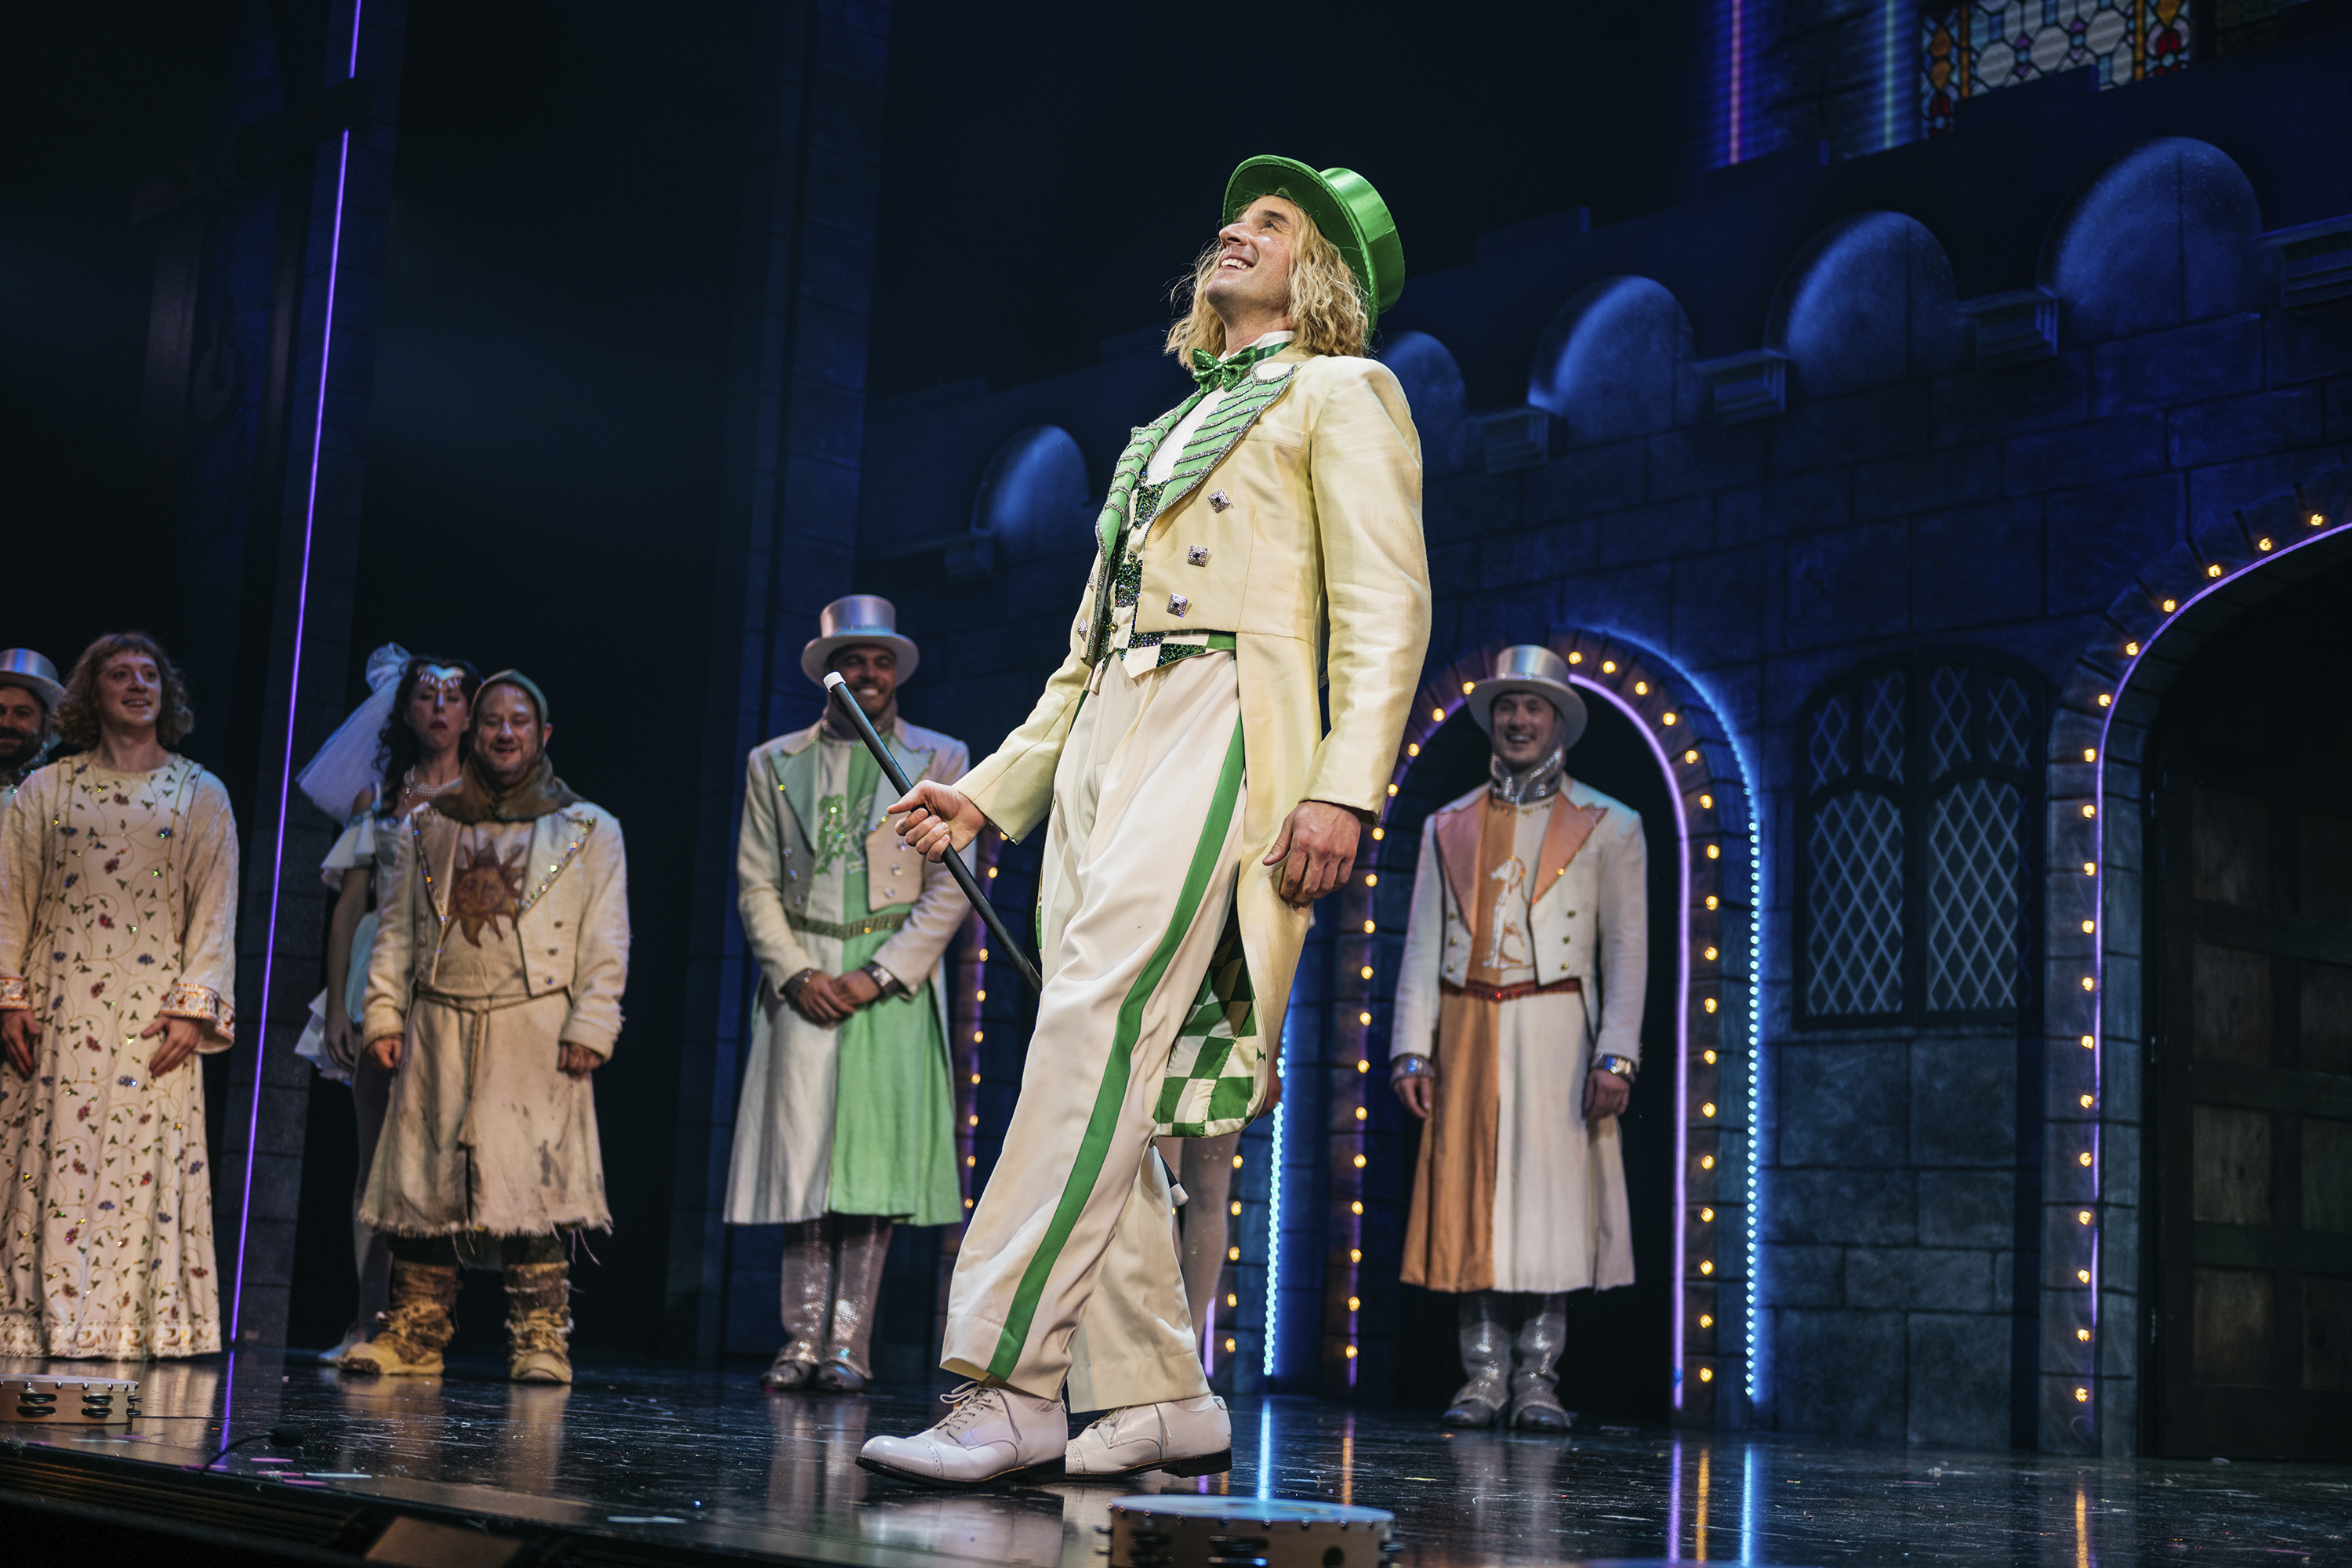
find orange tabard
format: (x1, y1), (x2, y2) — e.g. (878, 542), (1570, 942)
(1400, 797), (1523, 1292)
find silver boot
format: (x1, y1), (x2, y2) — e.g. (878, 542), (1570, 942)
(816, 1214), (892, 1392)
(762, 1218), (831, 1392)
(1508, 1292), (1572, 1432)
(1443, 1290), (1509, 1427)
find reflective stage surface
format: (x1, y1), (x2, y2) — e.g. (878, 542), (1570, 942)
(4, 1354), (2347, 1566)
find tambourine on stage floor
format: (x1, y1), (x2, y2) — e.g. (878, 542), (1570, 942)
(2, 1353), (2343, 1567)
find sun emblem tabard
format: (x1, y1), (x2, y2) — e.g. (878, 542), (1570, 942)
(448, 832), (526, 946)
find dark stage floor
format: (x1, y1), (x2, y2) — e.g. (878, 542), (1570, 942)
(3, 1352), (2347, 1565)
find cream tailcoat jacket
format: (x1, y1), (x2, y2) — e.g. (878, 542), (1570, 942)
(1390, 779), (1649, 1069)
(958, 347), (1432, 1057)
(359, 800), (629, 1236)
(735, 717), (970, 997)
(725, 717), (968, 1225)
(360, 802), (630, 1057)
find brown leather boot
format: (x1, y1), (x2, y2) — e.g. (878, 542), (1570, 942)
(340, 1258), (459, 1377)
(506, 1261), (573, 1384)
(762, 1218), (831, 1392)
(815, 1214), (891, 1392)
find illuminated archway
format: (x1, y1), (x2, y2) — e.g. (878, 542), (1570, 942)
(2045, 481), (2352, 1454)
(1308, 629), (1762, 1425)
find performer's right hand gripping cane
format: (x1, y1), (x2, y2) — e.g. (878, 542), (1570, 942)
(888, 778), (985, 863)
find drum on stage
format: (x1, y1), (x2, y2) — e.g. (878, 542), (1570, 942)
(1108, 1495), (1396, 1568)
(2, 1373), (140, 1425)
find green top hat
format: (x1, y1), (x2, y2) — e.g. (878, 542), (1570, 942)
(1224, 156), (1404, 326)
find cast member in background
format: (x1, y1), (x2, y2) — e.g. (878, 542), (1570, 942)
(0, 633), (238, 1356)
(724, 596), (968, 1394)
(1390, 644), (1647, 1432)
(0, 649), (64, 809)
(1155, 1130), (1239, 1370)
(874, 155), (1428, 1485)
(342, 671), (628, 1385)
(291, 647), (480, 1363)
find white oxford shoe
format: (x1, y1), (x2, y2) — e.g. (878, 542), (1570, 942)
(857, 1381), (1069, 1488)
(1065, 1392), (1232, 1479)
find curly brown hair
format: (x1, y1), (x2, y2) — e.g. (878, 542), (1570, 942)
(55, 632), (197, 750)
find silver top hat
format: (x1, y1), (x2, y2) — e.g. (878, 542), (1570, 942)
(1468, 644), (1587, 750)
(800, 594), (920, 687)
(0, 649), (64, 712)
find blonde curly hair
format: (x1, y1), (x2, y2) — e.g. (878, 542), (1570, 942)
(1164, 193), (1369, 361)
(56, 632), (196, 750)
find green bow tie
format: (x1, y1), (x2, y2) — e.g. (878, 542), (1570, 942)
(1189, 338), (1290, 392)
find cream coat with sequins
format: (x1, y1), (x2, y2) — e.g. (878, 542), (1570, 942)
(360, 802), (630, 1058)
(358, 800), (629, 1236)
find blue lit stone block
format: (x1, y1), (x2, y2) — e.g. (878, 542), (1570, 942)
(1911, 1035), (2016, 1168)
(1777, 1040), (1907, 1168)
(2167, 385), (2327, 470)
(2091, 315), (2263, 415)
(1777, 1308), (1906, 1439)
(1917, 1171), (2015, 1249)
(1768, 1168), (1917, 1247)
(1932, 354), (2088, 447)
(1844, 1247), (1991, 1312)
(1907, 1313), (2010, 1448)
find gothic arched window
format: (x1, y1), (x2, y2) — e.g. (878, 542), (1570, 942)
(1798, 655), (2042, 1025)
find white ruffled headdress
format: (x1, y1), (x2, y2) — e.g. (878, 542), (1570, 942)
(295, 644), (411, 821)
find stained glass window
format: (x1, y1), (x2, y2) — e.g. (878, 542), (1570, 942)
(1923, 2), (2192, 136)
(1799, 656), (2042, 1025)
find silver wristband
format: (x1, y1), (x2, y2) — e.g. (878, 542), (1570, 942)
(1391, 1052), (1433, 1082)
(1593, 1052), (1638, 1083)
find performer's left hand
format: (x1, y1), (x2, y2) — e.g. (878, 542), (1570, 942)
(140, 1015), (205, 1078)
(835, 969), (882, 1007)
(558, 1041), (604, 1077)
(1263, 800), (1360, 906)
(1583, 1068), (1630, 1121)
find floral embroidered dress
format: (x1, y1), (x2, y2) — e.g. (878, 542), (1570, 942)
(0, 757), (239, 1357)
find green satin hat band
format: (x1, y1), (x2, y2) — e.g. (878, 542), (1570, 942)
(1222, 155), (1404, 322)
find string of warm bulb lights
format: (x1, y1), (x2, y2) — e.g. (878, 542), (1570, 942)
(2061, 499), (2342, 1430)
(1301, 635), (1755, 1417)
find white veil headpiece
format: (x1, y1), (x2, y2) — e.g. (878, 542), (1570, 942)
(295, 644), (411, 821)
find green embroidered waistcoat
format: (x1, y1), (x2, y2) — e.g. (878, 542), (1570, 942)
(1084, 352), (1302, 670)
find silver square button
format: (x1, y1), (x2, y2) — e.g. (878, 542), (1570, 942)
(1187, 546), (1210, 566)
(1208, 489), (1232, 512)
(1167, 593), (1190, 617)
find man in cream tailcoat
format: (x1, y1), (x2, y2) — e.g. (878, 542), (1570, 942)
(725, 596), (968, 1394)
(1391, 644), (1647, 1431)
(873, 155), (1429, 1486)
(344, 671), (630, 1386)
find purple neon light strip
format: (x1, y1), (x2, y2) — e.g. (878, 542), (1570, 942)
(229, 4), (364, 1344)
(1667, 1438), (1685, 1552)
(1569, 673), (1694, 1405)
(2085, 522), (2343, 1360)
(1729, 0), (1746, 164)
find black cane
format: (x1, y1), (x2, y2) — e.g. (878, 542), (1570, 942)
(823, 673), (1044, 993)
